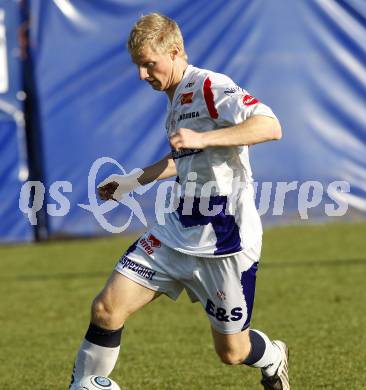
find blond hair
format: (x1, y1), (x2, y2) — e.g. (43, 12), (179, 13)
(128, 13), (188, 60)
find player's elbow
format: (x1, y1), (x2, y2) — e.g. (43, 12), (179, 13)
(255, 116), (282, 142)
(271, 118), (282, 140)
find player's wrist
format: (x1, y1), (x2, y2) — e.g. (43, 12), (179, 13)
(98, 168), (144, 200)
(202, 130), (219, 148)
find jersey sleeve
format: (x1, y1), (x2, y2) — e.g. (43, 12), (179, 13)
(202, 73), (277, 127)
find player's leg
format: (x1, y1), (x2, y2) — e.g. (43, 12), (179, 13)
(211, 327), (289, 386)
(187, 247), (289, 389)
(212, 326), (285, 371)
(210, 327), (251, 365)
(69, 234), (184, 388)
(70, 271), (159, 388)
(91, 270), (160, 329)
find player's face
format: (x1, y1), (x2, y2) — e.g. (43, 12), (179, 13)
(133, 45), (175, 91)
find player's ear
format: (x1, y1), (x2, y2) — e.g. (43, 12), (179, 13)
(170, 45), (180, 60)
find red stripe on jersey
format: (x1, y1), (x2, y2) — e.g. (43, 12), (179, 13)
(203, 77), (219, 119)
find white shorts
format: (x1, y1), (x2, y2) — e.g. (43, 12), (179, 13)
(115, 232), (261, 334)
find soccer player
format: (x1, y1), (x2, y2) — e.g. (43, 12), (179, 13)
(69, 13), (289, 390)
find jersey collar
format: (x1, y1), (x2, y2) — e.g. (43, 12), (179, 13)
(170, 64), (194, 106)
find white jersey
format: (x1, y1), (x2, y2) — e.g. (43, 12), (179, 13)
(150, 65), (277, 257)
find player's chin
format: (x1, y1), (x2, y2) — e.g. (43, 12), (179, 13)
(153, 84), (164, 91)
(148, 81), (163, 90)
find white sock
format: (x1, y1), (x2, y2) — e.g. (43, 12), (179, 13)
(69, 323), (123, 388)
(71, 340), (120, 384)
(244, 329), (282, 377)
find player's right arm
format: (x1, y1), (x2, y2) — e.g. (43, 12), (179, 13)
(98, 153), (176, 201)
(138, 152), (176, 185)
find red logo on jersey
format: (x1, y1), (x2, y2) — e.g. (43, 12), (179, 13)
(243, 94), (259, 106)
(181, 92), (193, 105)
(147, 234), (161, 248)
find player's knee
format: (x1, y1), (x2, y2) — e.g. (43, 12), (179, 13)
(91, 296), (123, 329)
(91, 297), (111, 324)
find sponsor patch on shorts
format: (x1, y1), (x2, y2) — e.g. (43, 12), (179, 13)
(139, 234), (161, 255)
(118, 256), (156, 280)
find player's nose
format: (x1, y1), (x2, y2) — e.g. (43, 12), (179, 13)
(138, 66), (148, 80)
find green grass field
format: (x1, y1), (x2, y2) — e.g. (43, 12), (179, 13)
(1, 222), (365, 389)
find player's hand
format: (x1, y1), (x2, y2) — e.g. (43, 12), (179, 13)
(169, 128), (207, 151)
(98, 181), (119, 201)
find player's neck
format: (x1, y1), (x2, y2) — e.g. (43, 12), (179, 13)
(166, 61), (189, 103)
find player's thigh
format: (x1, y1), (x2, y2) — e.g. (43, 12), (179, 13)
(211, 326), (250, 365)
(115, 234), (185, 301)
(92, 234), (185, 329)
(92, 270), (159, 329)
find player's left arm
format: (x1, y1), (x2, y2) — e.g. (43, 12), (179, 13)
(170, 115), (281, 151)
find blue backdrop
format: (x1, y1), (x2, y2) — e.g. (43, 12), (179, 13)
(1, 0), (365, 241)
(0, 0), (33, 243)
